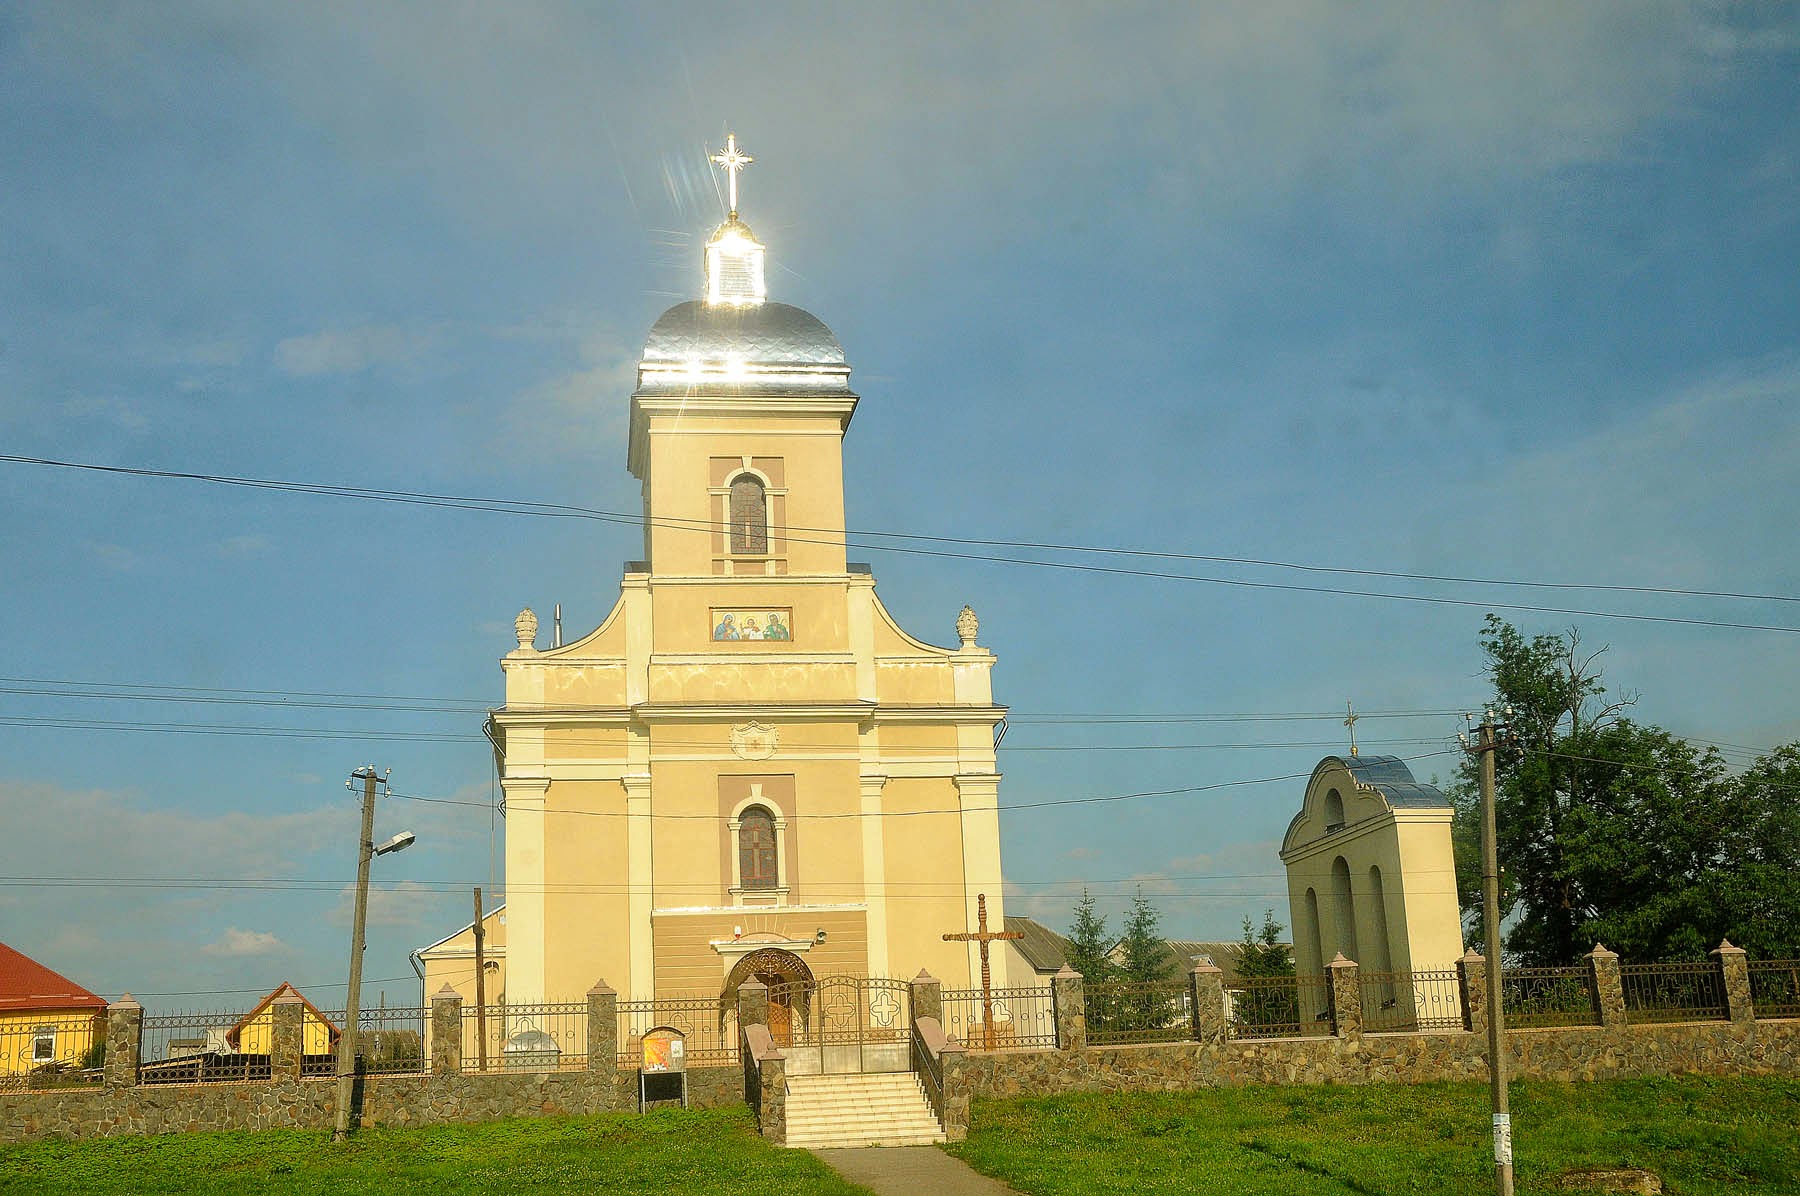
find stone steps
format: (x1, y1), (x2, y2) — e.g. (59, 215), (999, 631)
(784, 1071), (945, 1149)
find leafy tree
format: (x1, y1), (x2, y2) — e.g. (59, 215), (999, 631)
(1454, 616), (1800, 964)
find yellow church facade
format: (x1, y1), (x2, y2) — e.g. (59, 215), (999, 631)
(488, 149), (1009, 1006)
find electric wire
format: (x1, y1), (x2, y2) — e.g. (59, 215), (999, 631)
(3, 454), (1793, 632)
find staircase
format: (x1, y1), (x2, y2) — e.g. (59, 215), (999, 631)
(784, 1071), (946, 1149)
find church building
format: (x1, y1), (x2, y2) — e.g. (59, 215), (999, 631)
(479, 136), (1010, 1009)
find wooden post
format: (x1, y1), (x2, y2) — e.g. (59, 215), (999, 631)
(473, 887), (489, 1072)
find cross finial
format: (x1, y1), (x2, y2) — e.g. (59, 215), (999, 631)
(710, 132), (754, 219)
(1343, 701), (1360, 758)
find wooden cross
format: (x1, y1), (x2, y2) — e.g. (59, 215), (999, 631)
(943, 893), (1022, 1051)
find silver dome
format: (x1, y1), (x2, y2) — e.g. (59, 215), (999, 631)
(640, 301), (846, 367)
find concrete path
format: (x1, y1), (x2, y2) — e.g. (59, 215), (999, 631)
(811, 1146), (1023, 1195)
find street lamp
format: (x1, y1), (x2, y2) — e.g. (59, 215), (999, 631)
(334, 765), (415, 1142)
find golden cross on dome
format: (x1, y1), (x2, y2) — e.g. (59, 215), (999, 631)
(1343, 701), (1360, 758)
(710, 132), (754, 218)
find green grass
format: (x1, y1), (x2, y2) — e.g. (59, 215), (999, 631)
(0, 1106), (871, 1195)
(944, 1076), (1800, 1195)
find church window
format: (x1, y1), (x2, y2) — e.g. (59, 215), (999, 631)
(729, 475), (768, 554)
(738, 806), (779, 890)
(1323, 788), (1345, 833)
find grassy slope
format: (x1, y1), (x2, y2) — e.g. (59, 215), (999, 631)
(944, 1076), (1800, 1196)
(0, 1106), (870, 1196)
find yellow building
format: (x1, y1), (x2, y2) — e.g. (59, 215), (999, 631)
(1280, 755), (1465, 983)
(0, 940), (107, 1082)
(478, 138), (1009, 1014)
(226, 982), (340, 1058)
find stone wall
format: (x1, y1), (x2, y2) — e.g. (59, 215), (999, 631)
(961, 1017), (1800, 1100)
(0, 982), (743, 1145)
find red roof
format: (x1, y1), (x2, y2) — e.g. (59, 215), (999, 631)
(0, 941), (107, 1012)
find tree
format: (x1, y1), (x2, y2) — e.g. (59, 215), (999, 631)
(1117, 888), (1175, 985)
(1232, 910), (1295, 979)
(1064, 888), (1116, 984)
(1230, 911), (1298, 1034)
(1453, 616), (1800, 964)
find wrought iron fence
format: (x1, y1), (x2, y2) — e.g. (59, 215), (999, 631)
(1227, 974), (1334, 1040)
(1620, 962), (1728, 1024)
(1360, 970), (1464, 1033)
(461, 1002), (587, 1072)
(0, 1010), (106, 1091)
(1084, 979), (1191, 1045)
(1501, 967), (1600, 1028)
(1748, 959), (1800, 1020)
(140, 1009), (266, 1085)
(313, 1006), (429, 1076)
(617, 994), (738, 1067)
(942, 986), (1057, 1051)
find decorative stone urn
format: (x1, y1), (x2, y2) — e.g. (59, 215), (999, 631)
(956, 605), (979, 647)
(514, 607), (539, 651)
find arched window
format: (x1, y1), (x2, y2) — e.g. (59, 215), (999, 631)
(1323, 788), (1345, 832)
(729, 475), (768, 554)
(738, 805), (778, 890)
(1331, 855), (1360, 963)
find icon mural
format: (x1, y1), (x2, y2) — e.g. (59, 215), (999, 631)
(711, 609), (792, 641)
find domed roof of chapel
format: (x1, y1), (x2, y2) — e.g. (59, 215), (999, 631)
(640, 300), (846, 367)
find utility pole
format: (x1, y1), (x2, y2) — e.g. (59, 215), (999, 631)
(472, 886), (489, 1072)
(1462, 711), (1514, 1196)
(334, 766), (380, 1142)
(333, 766), (413, 1142)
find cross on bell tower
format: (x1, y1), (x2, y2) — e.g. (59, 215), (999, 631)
(711, 132), (754, 219)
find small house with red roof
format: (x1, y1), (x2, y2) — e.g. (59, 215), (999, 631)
(0, 940), (107, 1081)
(227, 982), (342, 1057)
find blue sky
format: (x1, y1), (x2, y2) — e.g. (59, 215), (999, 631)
(1, 3), (1796, 1009)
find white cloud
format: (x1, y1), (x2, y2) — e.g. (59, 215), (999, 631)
(62, 394), (150, 432)
(87, 542), (141, 572)
(202, 927), (287, 956)
(215, 533), (271, 558)
(274, 324), (436, 376)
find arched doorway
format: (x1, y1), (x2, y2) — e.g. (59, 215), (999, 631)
(721, 947), (814, 1044)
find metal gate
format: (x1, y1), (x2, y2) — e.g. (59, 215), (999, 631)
(768, 976), (911, 1074)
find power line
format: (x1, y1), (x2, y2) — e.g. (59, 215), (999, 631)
(5, 453), (1794, 632)
(0, 710), (1446, 754)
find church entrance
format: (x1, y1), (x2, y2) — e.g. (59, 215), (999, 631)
(722, 947), (814, 1051)
(768, 975), (911, 1074)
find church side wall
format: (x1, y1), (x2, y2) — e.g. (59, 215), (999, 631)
(541, 778), (632, 1001)
(880, 776), (979, 988)
(1391, 816), (1465, 975)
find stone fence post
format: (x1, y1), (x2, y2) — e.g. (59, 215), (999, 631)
(1051, 965), (1086, 1051)
(103, 993), (142, 1088)
(1189, 962), (1226, 1045)
(910, 970), (942, 1026)
(270, 991), (305, 1079)
(587, 980), (618, 1074)
(1711, 940), (1752, 1025)
(738, 978), (769, 1032)
(940, 1037), (970, 1142)
(1326, 953), (1361, 1041)
(1587, 944), (1625, 1030)
(759, 1051), (787, 1145)
(430, 983), (463, 1076)
(1458, 951), (1488, 1036)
